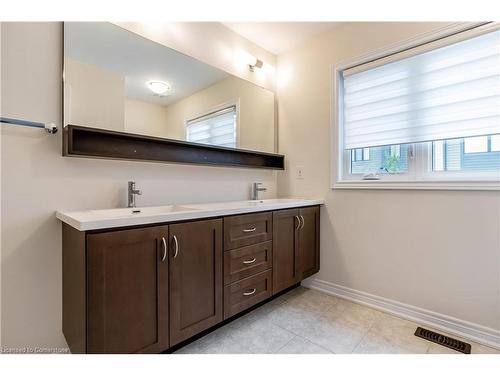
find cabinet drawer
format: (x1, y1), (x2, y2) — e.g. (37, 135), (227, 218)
(224, 212), (272, 250)
(224, 269), (272, 319)
(224, 241), (272, 285)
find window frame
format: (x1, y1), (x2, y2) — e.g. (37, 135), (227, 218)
(331, 22), (500, 191)
(185, 99), (240, 148)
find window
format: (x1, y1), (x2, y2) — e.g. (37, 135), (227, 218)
(186, 106), (237, 148)
(334, 23), (500, 189)
(433, 140), (445, 171)
(352, 148), (370, 161)
(492, 134), (500, 151)
(363, 148), (370, 161)
(351, 144), (409, 174)
(432, 136), (500, 172)
(464, 136), (488, 153)
(390, 145), (400, 158)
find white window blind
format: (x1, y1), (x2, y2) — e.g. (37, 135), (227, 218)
(186, 106), (237, 148)
(342, 29), (500, 150)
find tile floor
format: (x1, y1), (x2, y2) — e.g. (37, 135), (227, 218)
(174, 286), (500, 354)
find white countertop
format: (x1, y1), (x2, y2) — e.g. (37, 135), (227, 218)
(56, 198), (324, 231)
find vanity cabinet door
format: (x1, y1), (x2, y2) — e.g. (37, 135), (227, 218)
(86, 226), (169, 354)
(272, 208), (300, 294)
(298, 206), (320, 279)
(169, 218), (223, 346)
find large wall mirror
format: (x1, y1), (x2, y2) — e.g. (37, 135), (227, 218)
(63, 22), (277, 158)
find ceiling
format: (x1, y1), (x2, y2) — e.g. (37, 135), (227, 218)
(65, 22), (229, 106)
(223, 22), (342, 55)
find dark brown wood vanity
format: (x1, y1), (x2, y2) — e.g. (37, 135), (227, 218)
(62, 206), (320, 354)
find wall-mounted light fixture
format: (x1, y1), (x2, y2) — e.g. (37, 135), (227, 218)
(235, 50), (263, 72)
(248, 58), (263, 72)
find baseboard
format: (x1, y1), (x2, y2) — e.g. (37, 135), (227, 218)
(302, 278), (500, 350)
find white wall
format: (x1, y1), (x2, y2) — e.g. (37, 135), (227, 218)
(0, 22), (277, 350)
(277, 22), (500, 333)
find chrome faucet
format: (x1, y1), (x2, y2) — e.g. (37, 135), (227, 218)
(251, 182), (267, 200)
(127, 181), (142, 208)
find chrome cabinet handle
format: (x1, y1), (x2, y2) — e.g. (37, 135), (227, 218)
(242, 257), (257, 264)
(300, 215), (305, 229)
(243, 288), (256, 296)
(295, 215), (300, 230)
(242, 227), (256, 233)
(161, 237), (167, 262)
(172, 235), (179, 259)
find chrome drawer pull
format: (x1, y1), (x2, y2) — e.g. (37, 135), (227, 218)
(295, 215), (300, 230)
(172, 235), (179, 259)
(161, 237), (167, 262)
(242, 227), (256, 233)
(243, 288), (256, 296)
(242, 257), (257, 264)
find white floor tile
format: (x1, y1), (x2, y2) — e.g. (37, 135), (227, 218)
(173, 286), (499, 355)
(277, 336), (332, 354)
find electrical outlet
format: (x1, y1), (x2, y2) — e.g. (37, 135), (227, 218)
(296, 166), (305, 179)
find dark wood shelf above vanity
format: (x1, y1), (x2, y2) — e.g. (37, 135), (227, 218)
(63, 125), (285, 170)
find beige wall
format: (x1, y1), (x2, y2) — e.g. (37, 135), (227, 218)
(124, 98), (169, 137)
(277, 22), (500, 331)
(0, 22), (277, 350)
(164, 76), (275, 152)
(64, 58), (125, 131)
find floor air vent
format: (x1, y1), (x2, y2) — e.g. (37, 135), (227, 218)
(414, 327), (471, 354)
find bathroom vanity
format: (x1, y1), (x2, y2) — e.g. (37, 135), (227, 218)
(57, 199), (322, 353)
(59, 23), (320, 354)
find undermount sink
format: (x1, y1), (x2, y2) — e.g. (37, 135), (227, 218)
(90, 205), (199, 218)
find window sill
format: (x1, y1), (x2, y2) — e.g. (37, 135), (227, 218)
(332, 180), (500, 191)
